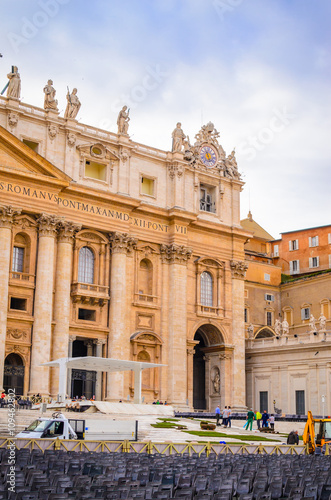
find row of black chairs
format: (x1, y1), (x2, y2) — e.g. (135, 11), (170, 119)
(0, 449), (330, 499)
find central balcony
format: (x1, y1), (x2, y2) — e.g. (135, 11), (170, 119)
(71, 282), (110, 307)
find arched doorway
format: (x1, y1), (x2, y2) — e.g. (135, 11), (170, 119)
(193, 324), (224, 410)
(4, 353), (25, 395)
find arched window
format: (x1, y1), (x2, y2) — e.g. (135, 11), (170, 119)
(12, 246), (24, 273)
(78, 246), (94, 284)
(200, 271), (213, 306)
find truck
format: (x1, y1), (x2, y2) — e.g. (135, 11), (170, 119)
(302, 410), (331, 453)
(16, 412), (138, 441)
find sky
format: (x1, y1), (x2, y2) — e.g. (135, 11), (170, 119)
(1, 0), (330, 239)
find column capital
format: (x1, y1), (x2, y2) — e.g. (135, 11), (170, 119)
(109, 231), (137, 255)
(57, 220), (82, 243)
(160, 243), (192, 265)
(37, 213), (61, 237)
(94, 339), (106, 346)
(69, 335), (76, 344)
(230, 260), (248, 279)
(0, 205), (22, 228)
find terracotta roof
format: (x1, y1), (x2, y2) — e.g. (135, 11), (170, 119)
(241, 211), (274, 241)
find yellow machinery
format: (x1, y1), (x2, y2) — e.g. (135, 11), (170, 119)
(303, 411), (331, 453)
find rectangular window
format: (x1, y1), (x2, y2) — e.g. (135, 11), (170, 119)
(309, 236), (319, 247)
(200, 185), (216, 213)
(266, 311), (272, 326)
(78, 309), (96, 321)
(295, 390), (305, 415)
(10, 297), (27, 311)
(85, 160), (107, 181)
(141, 177), (155, 196)
(301, 307), (310, 320)
(273, 245), (279, 257)
(244, 308), (248, 323)
(260, 391), (268, 413)
(290, 260), (300, 274)
(289, 240), (299, 251)
(328, 234), (331, 244)
(12, 246), (24, 273)
(264, 273), (270, 281)
(309, 257), (319, 268)
(264, 293), (274, 302)
(23, 139), (39, 152)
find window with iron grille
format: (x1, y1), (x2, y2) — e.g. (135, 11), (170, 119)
(200, 271), (213, 306)
(78, 246), (94, 284)
(266, 311), (272, 326)
(200, 186), (215, 213)
(12, 246), (24, 273)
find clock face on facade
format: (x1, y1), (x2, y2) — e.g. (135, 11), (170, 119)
(199, 145), (218, 167)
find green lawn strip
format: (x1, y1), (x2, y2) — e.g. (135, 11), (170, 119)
(183, 430), (278, 442)
(151, 422), (187, 429)
(186, 441), (254, 446)
(156, 418), (180, 422)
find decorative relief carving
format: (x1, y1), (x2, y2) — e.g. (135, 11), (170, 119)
(13, 215), (37, 230)
(37, 213), (61, 236)
(8, 112), (19, 128)
(48, 124), (58, 141)
(7, 328), (29, 341)
(110, 232), (137, 255)
(167, 163), (184, 179)
(0, 205), (22, 228)
(230, 260), (248, 279)
(219, 353), (231, 360)
(119, 149), (130, 163)
(160, 244), (192, 265)
(67, 133), (76, 148)
(57, 220), (81, 243)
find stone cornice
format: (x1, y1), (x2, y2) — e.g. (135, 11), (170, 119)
(0, 205), (22, 228)
(230, 260), (248, 279)
(160, 243), (192, 265)
(109, 231), (137, 255)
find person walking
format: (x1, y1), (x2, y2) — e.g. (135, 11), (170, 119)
(223, 406), (229, 427)
(269, 414), (275, 430)
(215, 405), (221, 426)
(261, 410), (269, 428)
(227, 406), (232, 428)
(255, 410), (262, 429)
(287, 430), (299, 445)
(245, 409), (255, 431)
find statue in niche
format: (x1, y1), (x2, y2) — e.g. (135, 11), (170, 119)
(64, 88), (81, 119)
(274, 319), (282, 337)
(43, 79), (58, 111)
(247, 323), (254, 339)
(172, 122), (186, 152)
(212, 368), (220, 394)
(282, 319), (289, 336)
(319, 314), (326, 331)
(309, 314), (317, 332)
(117, 105), (130, 134)
(6, 66), (21, 99)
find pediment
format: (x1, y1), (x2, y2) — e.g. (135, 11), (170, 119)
(0, 125), (71, 183)
(76, 142), (119, 161)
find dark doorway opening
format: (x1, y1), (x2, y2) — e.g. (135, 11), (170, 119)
(4, 353), (24, 395)
(193, 331), (206, 409)
(71, 340), (96, 399)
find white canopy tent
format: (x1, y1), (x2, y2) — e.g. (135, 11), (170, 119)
(42, 357), (166, 404)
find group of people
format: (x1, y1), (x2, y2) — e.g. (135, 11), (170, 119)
(215, 405), (232, 427)
(245, 410), (275, 431)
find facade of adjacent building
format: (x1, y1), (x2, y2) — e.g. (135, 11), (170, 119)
(0, 89), (249, 411)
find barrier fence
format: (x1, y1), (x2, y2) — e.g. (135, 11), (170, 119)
(0, 437), (326, 456)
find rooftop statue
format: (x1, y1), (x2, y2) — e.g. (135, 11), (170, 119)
(117, 105), (130, 135)
(194, 121), (220, 148)
(224, 149), (241, 180)
(247, 323), (254, 339)
(274, 319), (281, 337)
(319, 314), (326, 331)
(43, 79), (58, 111)
(309, 314), (316, 332)
(6, 66), (21, 99)
(282, 319), (289, 336)
(64, 88), (81, 119)
(172, 122), (186, 152)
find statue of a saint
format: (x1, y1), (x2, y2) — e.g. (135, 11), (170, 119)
(64, 88), (81, 119)
(247, 323), (254, 339)
(6, 66), (21, 99)
(274, 319), (281, 337)
(225, 150), (240, 179)
(282, 319), (289, 336)
(309, 314), (317, 332)
(172, 122), (186, 152)
(212, 370), (220, 394)
(117, 106), (130, 134)
(319, 314), (326, 331)
(43, 79), (58, 111)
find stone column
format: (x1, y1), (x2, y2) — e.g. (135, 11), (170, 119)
(67, 335), (76, 397)
(0, 206), (21, 391)
(106, 232), (137, 401)
(230, 260), (248, 411)
(50, 221), (81, 397)
(29, 214), (59, 396)
(160, 243), (192, 407)
(95, 339), (106, 401)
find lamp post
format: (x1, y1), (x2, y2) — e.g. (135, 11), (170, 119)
(322, 395), (325, 418)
